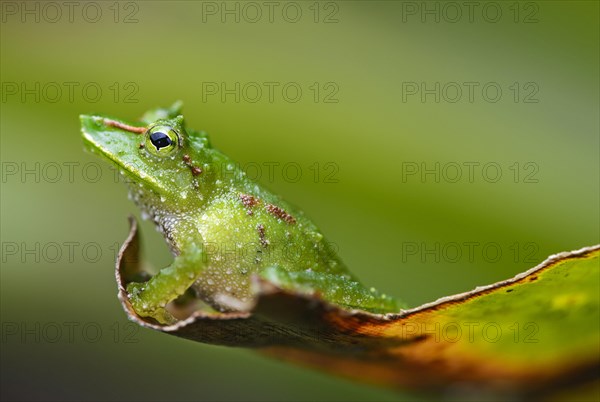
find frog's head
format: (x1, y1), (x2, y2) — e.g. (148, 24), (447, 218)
(80, 102), (214, 213)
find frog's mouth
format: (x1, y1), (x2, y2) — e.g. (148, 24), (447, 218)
(80, 115), (167, 194)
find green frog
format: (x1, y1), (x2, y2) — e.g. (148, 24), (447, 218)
(81, 102), (403, 324)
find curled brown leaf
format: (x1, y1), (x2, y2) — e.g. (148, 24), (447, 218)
(117, 217), (600, 398)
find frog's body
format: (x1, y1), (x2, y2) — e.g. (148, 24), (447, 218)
(81, 103), (403, 324)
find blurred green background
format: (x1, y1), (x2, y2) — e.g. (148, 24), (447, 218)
(1, 1), (598, 400)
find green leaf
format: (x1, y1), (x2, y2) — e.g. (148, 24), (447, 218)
(116, 217), (599, 399)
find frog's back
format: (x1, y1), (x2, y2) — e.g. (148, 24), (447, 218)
(188, 147), (367, 309)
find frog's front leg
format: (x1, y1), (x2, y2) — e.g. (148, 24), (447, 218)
(126, 242), (204, 324)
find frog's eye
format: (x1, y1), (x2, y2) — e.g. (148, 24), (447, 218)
(144, 125), (179, 156)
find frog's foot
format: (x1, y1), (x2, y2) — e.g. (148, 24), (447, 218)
(126, 282), (177, 325)
(260, 266), (405, 314)
(124, 243), (206, 325)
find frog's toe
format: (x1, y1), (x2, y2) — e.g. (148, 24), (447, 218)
(126, 281), (146, 297)
(147, 308), (177, 325)
(126, 282), (177, 325)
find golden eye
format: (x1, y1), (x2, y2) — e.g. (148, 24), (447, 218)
(144, 125), (179, 156)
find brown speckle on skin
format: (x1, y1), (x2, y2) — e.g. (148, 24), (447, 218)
(239, 193), (260, 215)
(103, 119), (147, 134)
(139, 143), (145, 149)
(183, 154), (202, 176)
(257, 224), (269, 248)
(266, 204), (296, 224)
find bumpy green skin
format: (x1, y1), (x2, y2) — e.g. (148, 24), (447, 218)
(81, 103), (403, 323)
